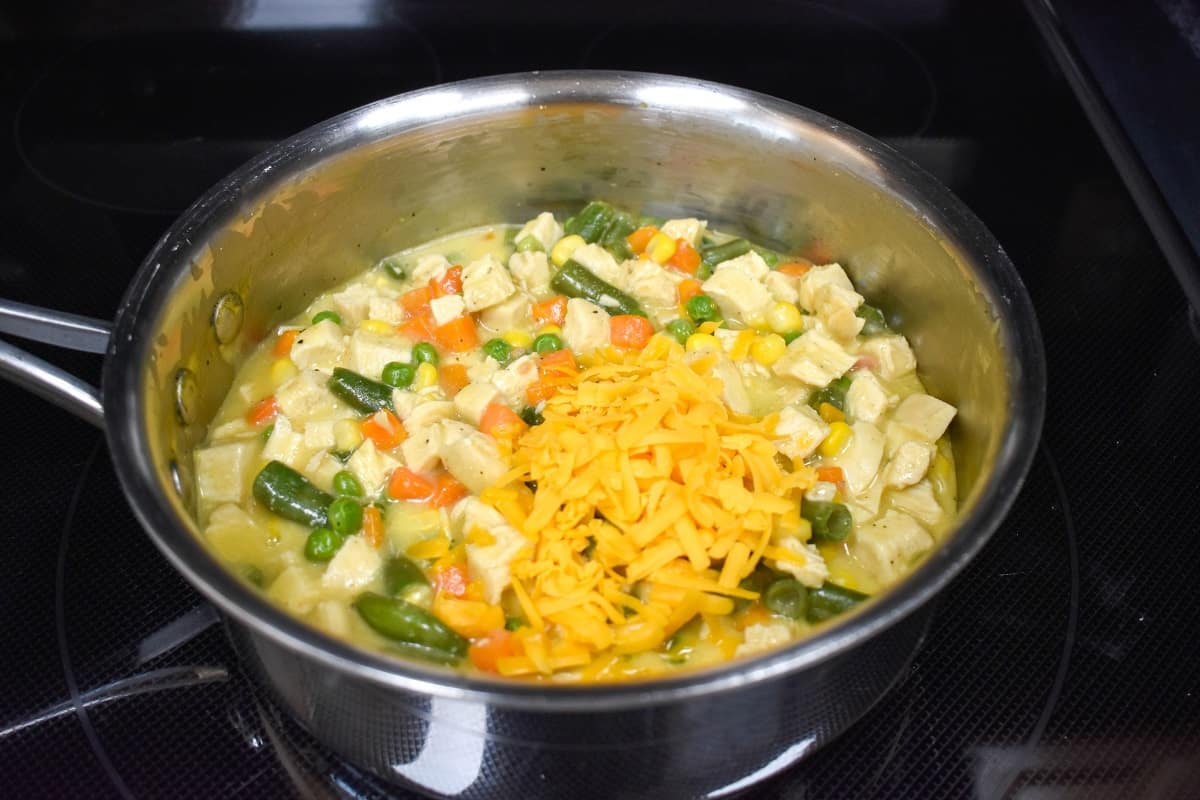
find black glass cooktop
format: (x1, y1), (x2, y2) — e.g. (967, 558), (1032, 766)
(2, 2), (1199, 798)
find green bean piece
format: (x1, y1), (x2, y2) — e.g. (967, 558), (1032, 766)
(805, 583), (869, 623)
(383, 555), (430, 596)
(412, 342), (439, 366)
(387, 642), (463, 666)
(260, 423), (274, 443)
(686, 294), (722, 324)
(665, 318), (696, 345)
(563, 201), (615, 243)
(532, 332), (564, 354)
(808, 375), (852, 413)
(328, 368), (395, 414)
(551, 260), (646, 317)
(311, 310), (343, 326)
(353, 592), (468, 660)
(519, 406), (544, 426)
(856, 304), (890, 336)
(515, 235), (543, 253)
(783, 330), (804, 345)
(327, 497), (363, 537)
(253, 461), (332, 528)
(736, 565), (777, 611)
(482, 338), (513, 365)
(304, 527), (345, 562)
(504, 617), (526, 632)
(801, 499), (854, 544)
(381, 361), (415, 389)
(332, 470), (363, 498)
(752, 246), (783, 268)
(700, 238), (752, 267)
(600, 211), (637, 260)
(763, 578), (809, 619)
(379, 256), (407, 281)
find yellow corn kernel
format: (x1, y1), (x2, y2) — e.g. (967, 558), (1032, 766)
(407, 535), (450, 560)
(465, 526), (496, 547)
(685, 333), (722, 353)
(537, 324), (562, 337)
(502, 329), (534, 349)
(270, 358), (298, 388)
(820, 421), (853, 457)
(818, 402), (845, 423)
(550, 234), (586, 267)
(697, 320), (722, 334)
(766, 302), (804, 335)
(360, 319), (394, 336)
(333, 418), (363, 452)
(645, 231), (678, 264)
(728, 329), (756, 360)
(750, 333), (787, 366)
(414, 361), (439, 390)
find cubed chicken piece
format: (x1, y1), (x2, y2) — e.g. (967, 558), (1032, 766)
(734, 620), (797, 657)
(276, 369), (343, 423)
(262, 416), (313, 470)
(438, 421), (507, 494)
(625, 258), (682, 322)
(812, 285), (865, 341)
(763, 271), (802, 305)
(391, 389), (422, 420)
(410, 253), (450, 286)
(303, 450), (345, 493)
(854, 510), (933, 585)
(797, 263), (855, 310)
(454, 381), (501, 426)
(702, 261), (774, 323)
(367, 296), (405, 325)
(453, 349), (500, 385)
(774, 405), (830, 460)
(267, 565), (323, 615)
(845, 372), (892, 424)
(303, 419), (337, 450)
(710, 354), (752, 415)
(489, 354), (539, 410)
(660, 217), (707, 248)
(569, 243), (627, 289)
(462, 254), (515, 312)
(846, 478), (885, 526)
(327, 283), (377, 327)
(769, 537), (830, 588)
(771, 328), (857, 387)
(321, 535), (382, 594)
(346, 438), (401, 495)
(209, 417), (256, 441)
(288, 319), (346, 372)
(884, 441), (936, 488)
(404, 400), (456, 431)
(829, 421), (885, 495)
(194, 439), (256, 506)
(561, 298), (610, 354)
(349, 328), (412, 380)
(456, 497), (529, 604)
(401, 425), (443, 474)
(858, 335), (916, 379)
(508, 251), (552, 296)
(478, 291), (533, 333)
(515, 211), (564, 252)
(717, 250), (771, 280)
(312, 600), (352, 638)
(429, 294), (467, 327)
(889, 480), (944, 527)
(891, 393), (957, 442)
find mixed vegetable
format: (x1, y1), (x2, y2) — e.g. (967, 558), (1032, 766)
(195, 201), (958, 681)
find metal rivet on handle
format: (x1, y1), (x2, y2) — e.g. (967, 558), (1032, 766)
(168, 458), (189, 503)
(211, 291), (244, 344)
(174, 368), (197, 425)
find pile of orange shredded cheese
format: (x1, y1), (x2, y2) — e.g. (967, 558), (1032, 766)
(479, 334), (817, 677)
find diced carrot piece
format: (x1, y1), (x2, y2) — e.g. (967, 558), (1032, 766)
(468, 629), (522, 673)
(677, 278), (704, 305)
(245, 396), (279, 427)
(435, 598), (505, 639)
(362, 506), (384, 549)
(439, 363), (470, 397)
(816, 466), (846, 484)
(398, 314), (437, 343)
(667, 240), (701, 274)
(388, 467), (435, 502)
(429, 474), (469, 508)
(361, 408), (407, 450)
(432, 564), (468, 598)
(434, 315), (479, 353)
(272, 329), (298, 357)
(531, 296), (568, 327)
(538, 348), (578, 379)
(609, 315), (655, 350)
(430, 265), (463, 298)
(626, 226), (658, 254)
(525, 381), (558, 405)
(776, 260), (814, 277)
(479, 402), (528, 439)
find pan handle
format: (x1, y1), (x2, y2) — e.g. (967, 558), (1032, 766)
(0, 299), (111, 429)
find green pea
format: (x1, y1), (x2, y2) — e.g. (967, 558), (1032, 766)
(333, 470), (363, 498)
(482, 338), (513, 365)
(515, 236), (543, 253)
(412, 342), (439, 366)
(312, 310), (343, 326)
(532, 332), (564, 354)
(763, 578), (808, 619)
(519, 407), (544, 426)
(381, 361), (415, 389)
(686, 294), (721, 324)
(304, 527), (344, 562)
(665, 319), (696, 345)
(327, 497), (363, 537)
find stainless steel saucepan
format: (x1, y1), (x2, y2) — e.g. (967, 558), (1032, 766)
(0, 72), (1045, 798)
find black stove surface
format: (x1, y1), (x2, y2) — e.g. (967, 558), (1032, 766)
(2, 2), (1199, 798)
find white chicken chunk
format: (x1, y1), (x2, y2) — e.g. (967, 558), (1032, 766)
(889, 480), (944, 526)
(302, 450), (344, 492)
(288, 319), (346, 372)
(561, 298), (610, 354)
(854, 511), (933, 584)
(710, 354), (752, 415)
(660, 217), (707, 247)
(267, 566), (322, 615)
(455, 498), (529, 604)
(410, 253), (450, 286)
(846, 478), (885, 526)
(429, 293), (467, 327)
(404, 400), (456, 430)
(401, 425), (444, 474)
(321, 535), (382, 594)
(829, 421), (885, 495)
(797, 263), (854, 309)
(194, 440), (256, 506)
(275, 369), (341, 424)
(453, 381), (501, 426)
(702, 260), (773, 323)
(891, 393), (957, 442)
(327, 283), (376, 327)
(478, 291), (532, 333)
(261, 416), (312, 470)
(715, 250), (771, 280)
(626, 258), (682, 323)
(773, 405), (830, 460)
(302, 419), (337, 450)
(770, 537), (830, 588)
(858, 335), (916, 379)
(490, 354), (540, 409)
(568, 244), (626, 290)
(734, 620), (797, 657)
(346, 438), (401, 495)
(508, 251), (552, 296)
(771, 328), (857, 387)
(884, 441), (936, 488)
(367, 296), (405, 325)
(514, 211), (563, 252)
(845, 371), (892, 424)
(438, 421), (507, 494)
(763, 271), (802, 305)
(349, 328), (412, 380)
(798, 264), (864, 341)
(462, 254), (515, 312)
